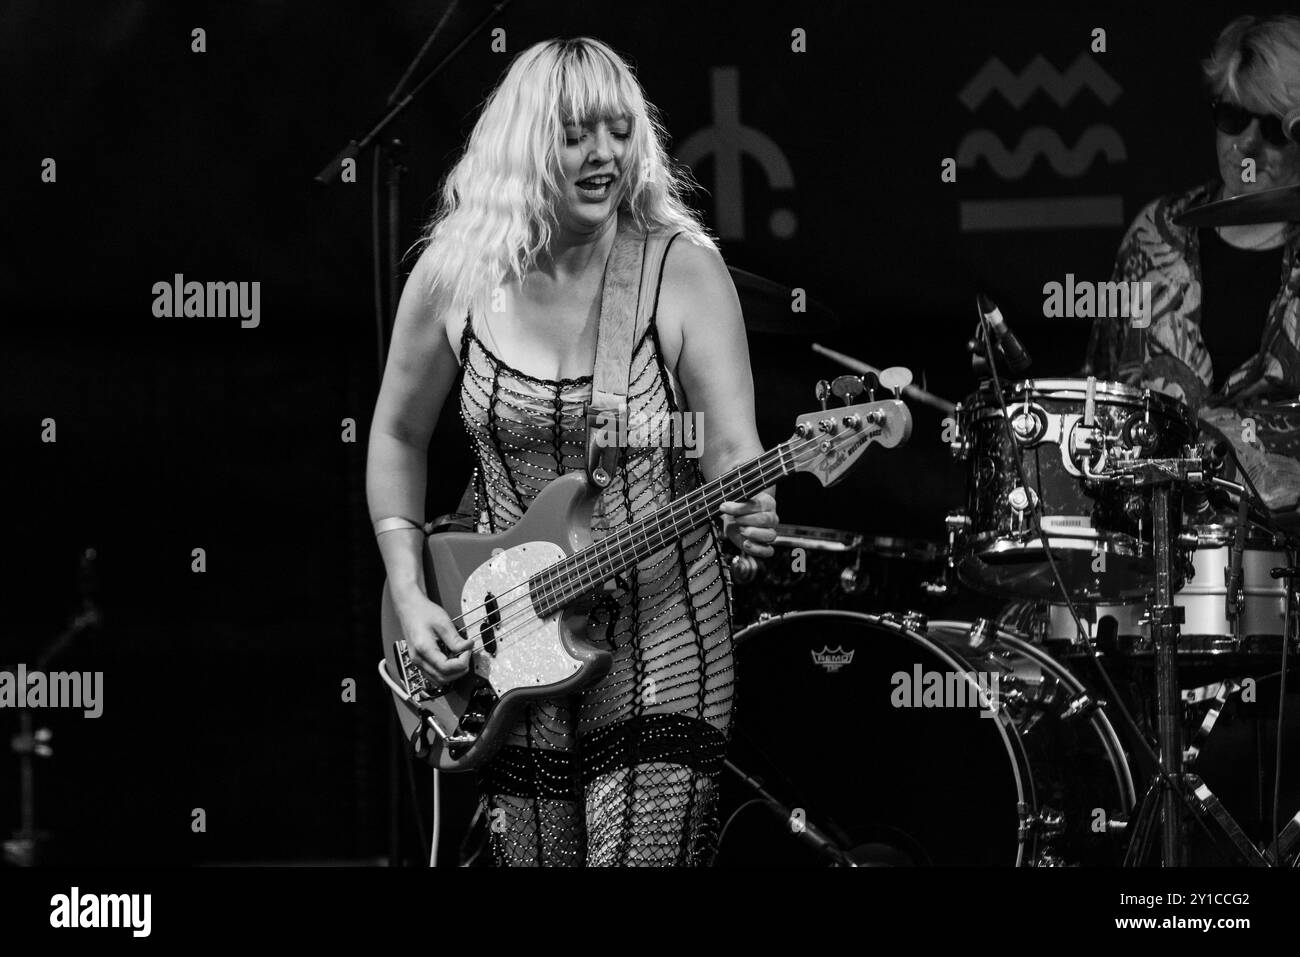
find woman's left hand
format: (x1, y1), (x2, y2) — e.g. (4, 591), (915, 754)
(720, 491), (779, 558)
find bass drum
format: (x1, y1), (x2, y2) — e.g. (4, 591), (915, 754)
(716, 611), (1134, 866)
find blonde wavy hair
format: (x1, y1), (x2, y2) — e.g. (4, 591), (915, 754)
(418, 36), (715, 319)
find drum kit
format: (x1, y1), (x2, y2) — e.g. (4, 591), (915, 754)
(719, 187), (1300, 867)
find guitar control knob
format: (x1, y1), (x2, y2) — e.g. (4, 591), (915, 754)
(729, 553), (760, 584)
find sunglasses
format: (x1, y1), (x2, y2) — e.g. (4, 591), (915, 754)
(1211, 99), (1292, 148)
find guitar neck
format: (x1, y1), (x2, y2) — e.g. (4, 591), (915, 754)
(530, 442), (795, 615)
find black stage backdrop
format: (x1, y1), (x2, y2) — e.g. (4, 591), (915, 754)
(0, 0), (1267, 864)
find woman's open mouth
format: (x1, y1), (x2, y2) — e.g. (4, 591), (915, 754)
(575, 174), (615, 200)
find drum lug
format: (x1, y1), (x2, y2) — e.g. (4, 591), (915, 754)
(1008, 402), (1047, 445)
(1062, 692), (1102, 721)
(949, 402), (970, 461)
(839, 564), (869, 595)
(902, 610), (928, 632)
(1021, 804), (1066, 840)
(1008, 486), (1039, 515)
(880, 610), (929, 633)
(965, 617), (995, 649)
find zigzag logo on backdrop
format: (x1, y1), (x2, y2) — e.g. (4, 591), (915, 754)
(956, 52), (1125, 232)
(676, 67), (797, 241)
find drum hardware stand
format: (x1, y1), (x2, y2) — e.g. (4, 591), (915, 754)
(1266, 562), (1298, 864)
(1107, 459), (1269, 866)
(723, 759), (855, 865)
(4, 548), (101, 868)
(4, 710), (54, 868)
(922, 514), (967, 599)
(1267, 808), (1300, 865)
(1224, 496), (1251, 639)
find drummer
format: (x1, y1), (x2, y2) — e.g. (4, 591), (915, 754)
(1083, 13), (1300, 512)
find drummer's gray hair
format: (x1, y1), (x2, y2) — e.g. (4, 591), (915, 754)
(1203, 14), (1300, 118)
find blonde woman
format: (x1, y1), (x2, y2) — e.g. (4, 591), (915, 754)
(366, 37), (777, 866)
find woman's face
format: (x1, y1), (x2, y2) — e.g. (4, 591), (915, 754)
(555, 114), (630, 233)
(1215, 100), (1300, 197)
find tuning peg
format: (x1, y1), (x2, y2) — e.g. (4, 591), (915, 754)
(862, 371), (880, 400)
(831, 375), (865, 406)
(879, 366), (913, 399)
(815, 379), (831, 411)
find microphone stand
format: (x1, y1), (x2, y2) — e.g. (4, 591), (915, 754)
(313, 0), (512, 869)
(314, 0), (513, 376)
(4, 548), (100, 867)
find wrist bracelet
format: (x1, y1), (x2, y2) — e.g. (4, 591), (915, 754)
(374, 516), (423, 536)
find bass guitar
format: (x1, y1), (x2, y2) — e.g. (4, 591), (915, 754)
(379, 379), (913, 771)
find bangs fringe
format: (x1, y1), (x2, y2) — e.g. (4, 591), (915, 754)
(415, 37), (715, 323)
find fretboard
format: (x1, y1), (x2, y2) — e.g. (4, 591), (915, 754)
(528, 442), (796, 615)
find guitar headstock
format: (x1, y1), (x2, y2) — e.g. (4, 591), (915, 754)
(788, 372), (914, 487)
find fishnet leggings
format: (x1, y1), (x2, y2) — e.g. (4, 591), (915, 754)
(484, 749), (723, 866)
(457, 249), (734, 866)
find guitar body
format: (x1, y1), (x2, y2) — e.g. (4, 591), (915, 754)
(380, 471), (614, 772)
(378, 390), (913, 774)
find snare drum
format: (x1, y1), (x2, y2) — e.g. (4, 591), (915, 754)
(948, 378), (1196, 602)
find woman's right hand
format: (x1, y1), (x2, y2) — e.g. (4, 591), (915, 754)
(393, 587), (475, 683)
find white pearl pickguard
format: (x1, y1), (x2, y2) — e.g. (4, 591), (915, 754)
(460, 540), (582, 697)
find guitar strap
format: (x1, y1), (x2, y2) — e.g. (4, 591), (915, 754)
(449, 213), (676, 521)
(585, 213), (679, 488)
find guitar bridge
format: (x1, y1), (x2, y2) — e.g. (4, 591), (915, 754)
(395, 640), (448, 705)
(389, 642), (483, 755)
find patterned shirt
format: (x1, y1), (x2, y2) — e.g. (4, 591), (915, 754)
(1084, 180), (1300, 510)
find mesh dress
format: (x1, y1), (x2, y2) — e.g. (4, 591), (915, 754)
(456, 235), (736, 866)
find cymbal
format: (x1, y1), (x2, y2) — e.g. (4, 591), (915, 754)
(729, 266), (840, 335)
(1173, 184), (1300, 227)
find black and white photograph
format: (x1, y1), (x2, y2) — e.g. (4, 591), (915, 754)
(5, 0), (1300, 939)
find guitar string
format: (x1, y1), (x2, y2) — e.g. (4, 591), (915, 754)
(421, 421), (882, 666)
(446, 418), (889, 657)
(437, 442), (798, 661)
(441, 440), (796, 637)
